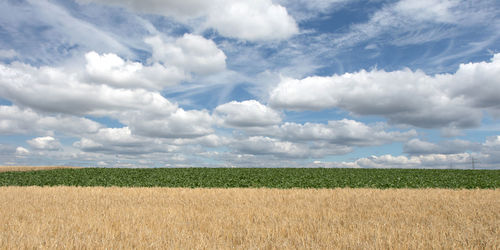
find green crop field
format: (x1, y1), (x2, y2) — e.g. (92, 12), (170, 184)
(0, 168), (498, 188)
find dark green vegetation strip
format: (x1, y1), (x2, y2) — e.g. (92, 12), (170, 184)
(0, 168), (498, 189)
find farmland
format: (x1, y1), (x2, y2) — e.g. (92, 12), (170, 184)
(0, 166), (81, 172)
(1, 167), (498, 249)
(0, 167), (498, 188)
(0, 187), (498, 249)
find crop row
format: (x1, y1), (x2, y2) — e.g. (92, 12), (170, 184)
(0, 168), (498, 188)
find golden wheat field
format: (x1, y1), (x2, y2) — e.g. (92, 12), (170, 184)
(0, 187), (498, 249)
(0, 166), (81, 172)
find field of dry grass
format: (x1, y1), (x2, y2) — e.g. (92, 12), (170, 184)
(0, 187), (498, 249)
(0, 166), (81, 172)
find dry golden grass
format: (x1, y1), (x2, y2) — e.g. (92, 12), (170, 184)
(0, 166), (82, 172)
(0, 187), (498, 249)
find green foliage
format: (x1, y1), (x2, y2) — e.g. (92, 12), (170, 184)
(0, 168), (498, 189)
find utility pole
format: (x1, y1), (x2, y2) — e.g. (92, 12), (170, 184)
(471, 156), (475, 170)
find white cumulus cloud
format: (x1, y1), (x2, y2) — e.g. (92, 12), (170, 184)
(232, 136), (351, 158)
(223, 118), (416, 159)
(404, 138), (481, 155)
(269, 53), (500, 129)
(0, 62), (178, 115)
(73, 127), (178, 155)
(145, 34), (226, 75)
(319, 153), (472, 169)
(76, 0), (298, 41)
(214, 100), (281, 128)
(127, 108), (214, 139)
(274, 119), (416, 146)
(85, 51), (187, 90)
(0, 51), (217, 140)
(0, 105), (101, 136)
(27, 136), (62, 151)
(15, 147), (30, 155)
(205, 0), (298, 41)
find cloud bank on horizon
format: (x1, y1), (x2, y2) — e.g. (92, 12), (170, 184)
(0, 0), (499, 169)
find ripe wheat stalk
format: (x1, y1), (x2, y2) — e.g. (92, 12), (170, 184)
(0, 187), (498, 249)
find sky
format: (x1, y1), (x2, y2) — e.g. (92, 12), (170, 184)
(0, 0), (499, 169)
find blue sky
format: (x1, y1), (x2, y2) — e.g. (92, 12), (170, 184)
(0, 0), (499, 169)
